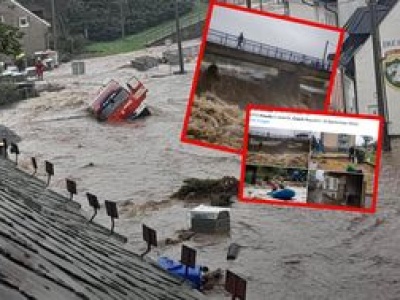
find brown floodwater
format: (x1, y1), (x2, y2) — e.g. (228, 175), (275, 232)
(1, 43), (400, 299)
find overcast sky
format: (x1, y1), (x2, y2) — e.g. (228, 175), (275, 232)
(209, 6), (340, 59)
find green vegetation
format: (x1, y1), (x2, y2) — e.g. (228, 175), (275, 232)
(366, 151), (376, 164)
(66, 0), (194, 41)
(84, 0), (207, 56)
(0, 84), (21, 106)
(0, 24), (23, 56)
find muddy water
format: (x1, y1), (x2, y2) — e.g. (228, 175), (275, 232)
(1, 42), (400, 299)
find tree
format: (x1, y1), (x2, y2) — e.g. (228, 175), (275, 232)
(0, 23), (23, 56)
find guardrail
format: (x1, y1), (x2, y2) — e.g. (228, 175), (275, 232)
(207, 29), (332, 71)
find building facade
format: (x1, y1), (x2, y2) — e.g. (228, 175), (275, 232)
(321, 132), (356, 152)
(0, 0), (50, 56)
(218, 0), (338, 26)
(340, 0), (400, 136)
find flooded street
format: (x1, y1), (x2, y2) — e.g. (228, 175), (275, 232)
(2, 41), (400, 299)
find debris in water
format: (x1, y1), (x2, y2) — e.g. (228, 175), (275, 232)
(82, 162), (95, 168)
(227, 243), (241, 260)
(190, 205), (230, 234)
(202, 268), (223, 291)
(164, 229), (196, 245)
(120, 199), (173, 217)
(171, 176), (239, 202)
(130, 55), (160, 71)
(35, 82), (65, 93)
(186, 94), (244, 150)
(283, 259), (302, 265)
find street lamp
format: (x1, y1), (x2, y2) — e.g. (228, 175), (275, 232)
(51, 0), (57, 51)
(120, 0), (125, 39)
(174, 0), (185, 74)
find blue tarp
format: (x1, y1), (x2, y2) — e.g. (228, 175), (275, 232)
(158, 257), (203, 290)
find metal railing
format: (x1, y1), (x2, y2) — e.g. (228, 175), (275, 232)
(207, 29), (332, 71)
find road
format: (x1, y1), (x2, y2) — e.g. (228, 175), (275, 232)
(1, 41), (400, 299)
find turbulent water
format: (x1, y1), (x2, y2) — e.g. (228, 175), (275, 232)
(1, 42), (400, 299)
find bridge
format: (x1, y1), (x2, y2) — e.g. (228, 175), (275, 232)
(205, 29), (332, 74)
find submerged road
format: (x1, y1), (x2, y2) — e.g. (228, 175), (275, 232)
(1, 42), (400, 299)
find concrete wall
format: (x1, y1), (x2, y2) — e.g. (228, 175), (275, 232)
(0, 0), (50, 56)
(337, 0), (366, 26)
(205, 42), (332, 77)
(322, 132), (340, 151)
(148, 20), (205, 47)
(343, 72), (357, 113)
(322, 133), (355, 152)
(289, 2), (337, 26)
(330, 68), (343, 111)
(354, 38), (377, 114)
(221, 0), (337, 25)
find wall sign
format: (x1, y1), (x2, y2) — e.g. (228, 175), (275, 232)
(384, 49), (400, 90)
(382, 39), (400, 90)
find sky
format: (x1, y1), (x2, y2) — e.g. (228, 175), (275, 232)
(209, 6), (340, 59)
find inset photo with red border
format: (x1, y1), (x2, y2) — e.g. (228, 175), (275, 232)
(240, 106), (383, 213)
(181, 2), (344, 154)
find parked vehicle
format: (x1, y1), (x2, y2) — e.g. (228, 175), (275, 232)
(34, 50), (59, 70)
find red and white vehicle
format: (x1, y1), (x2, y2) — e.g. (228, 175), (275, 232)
(91, 77), (150, 122)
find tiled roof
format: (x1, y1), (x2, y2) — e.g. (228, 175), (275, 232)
(0, 158), (204, 300)
(340, 0), (397, 71)
(4, 0), (51, 27)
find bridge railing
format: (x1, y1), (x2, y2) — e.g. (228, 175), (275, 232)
(207, 29), (333, 71)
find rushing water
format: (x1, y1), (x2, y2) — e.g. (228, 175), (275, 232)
(1, 44), (400, 299)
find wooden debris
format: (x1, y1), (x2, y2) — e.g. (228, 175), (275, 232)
(171, 177), (239, 203)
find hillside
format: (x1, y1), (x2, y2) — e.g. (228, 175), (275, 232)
(18, 0), (197, 42)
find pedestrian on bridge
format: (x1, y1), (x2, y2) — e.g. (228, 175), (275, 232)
(237, 32), (244, 49)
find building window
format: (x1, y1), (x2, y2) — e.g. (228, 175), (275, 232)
(19, 16), (30, 28)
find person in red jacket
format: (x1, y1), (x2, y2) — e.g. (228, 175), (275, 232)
(35, 59), (45, 81)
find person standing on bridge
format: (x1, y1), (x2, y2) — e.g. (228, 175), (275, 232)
(237, 32), (244, 49)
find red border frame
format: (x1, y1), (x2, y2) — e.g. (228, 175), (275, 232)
(239, 104), (383, 214)
(180, 1), (346, 155)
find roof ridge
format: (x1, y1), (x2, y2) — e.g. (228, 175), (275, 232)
(7, 0), (51, 27)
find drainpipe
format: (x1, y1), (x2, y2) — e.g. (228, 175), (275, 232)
(336, 66), (349, 113)
(301, 0), (316, 7)
(353, 69), (360, 114)
(340, 67), (347, 113)
(51, 0), (57, 51)
(174, 0), (185, 74)
(323, 1), (339, 27)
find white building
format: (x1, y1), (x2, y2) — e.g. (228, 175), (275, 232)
(218, 0), (338, 26)
(340, 0), (400, 136)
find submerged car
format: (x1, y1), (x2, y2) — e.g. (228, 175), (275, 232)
(91, 77), (150, 122)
